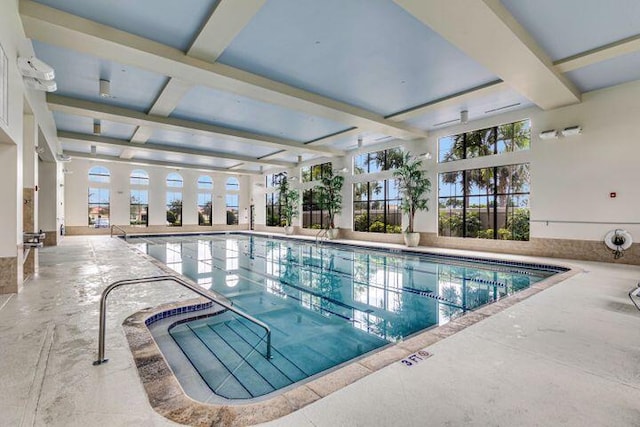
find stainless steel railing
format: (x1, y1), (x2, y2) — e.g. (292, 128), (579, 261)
(93, 275), (272, 365)
(110, 225), (128, 239)
(315, 228), (328, 245)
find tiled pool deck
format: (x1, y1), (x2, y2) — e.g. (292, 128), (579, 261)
(1, 235), (639, 426)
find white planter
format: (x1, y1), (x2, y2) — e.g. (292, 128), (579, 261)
(284, 226), (294, 235)
(403, 232), (420, 247)
(327, 228), (339, 240)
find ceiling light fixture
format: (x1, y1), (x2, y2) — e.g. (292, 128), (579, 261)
(539, 129), (559, 140)
(91, 145), (97, 155)
(484, 103), (521, 114)
(432, 118), (459, 127)
(99, 79), (111, 97)
(93, 119), (101, 135)
(460, 110), (469, 124)
(561, 126), (582, 137)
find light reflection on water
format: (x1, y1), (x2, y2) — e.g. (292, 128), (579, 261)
(133, 234), (556, 342)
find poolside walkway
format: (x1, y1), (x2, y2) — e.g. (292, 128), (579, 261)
(1, 236), (638, 426)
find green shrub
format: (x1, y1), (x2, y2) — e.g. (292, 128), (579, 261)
(508, 208), (530, 241)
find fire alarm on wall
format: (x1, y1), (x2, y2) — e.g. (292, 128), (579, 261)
(610, 192), (617, 198)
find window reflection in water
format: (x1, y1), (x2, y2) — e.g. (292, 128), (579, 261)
(142, 235), (539, 344)
(166, 242), (182, 274)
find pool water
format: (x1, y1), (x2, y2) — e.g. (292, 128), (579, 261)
(131, 233), (563, 399)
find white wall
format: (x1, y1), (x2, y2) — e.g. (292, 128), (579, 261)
(64, 159), (250, 227)
(252, 79), (640, 244)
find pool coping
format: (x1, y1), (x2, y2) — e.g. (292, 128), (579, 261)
(119, 236), (580, 426)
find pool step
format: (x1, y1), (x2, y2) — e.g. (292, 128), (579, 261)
(170, 308), (388, 399)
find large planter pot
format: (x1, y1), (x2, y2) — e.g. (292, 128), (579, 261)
(327, 228), (339, 240)
(403, 232), (420, 247)
(284, 226), (294, 235)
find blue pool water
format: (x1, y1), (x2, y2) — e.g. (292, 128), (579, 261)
(131, 233), (564, 399)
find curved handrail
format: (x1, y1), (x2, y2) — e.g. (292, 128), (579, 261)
(110, 225), (127, 239)
(93, 275), (272, 365)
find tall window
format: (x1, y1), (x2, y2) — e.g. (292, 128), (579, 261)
(302, 188), (326, 229)
(226, 177), (239, 225)
(301, 162), (331, 182)
(437, 119), (531, 240)
(166, 172), (183, 226)
(88, 166), (110, 227)
(197, 175), (213, 226)
(301, 162), (332, 229)
(354, 147), (403, 174)
(130, 169), (148, 227)
(438, 119), (530, 163)
(438, 164), (530, 240)
(353, 180), (401, 233)
(266, 172), (286, 226)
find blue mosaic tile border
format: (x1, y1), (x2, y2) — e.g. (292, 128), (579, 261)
(145, 301), (214, 326)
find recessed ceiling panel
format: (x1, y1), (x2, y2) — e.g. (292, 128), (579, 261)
(61, 140), (121, 157)
(502, 0), (640, 61)
(33, 41), (168, 112)
(564, 51), (640, 93)
(172, 86), (350, 142)
(53, 112), (136, 140)
(405, 89), (533, 130)
(32, 0), (220, 51)
(218, 0), (498, 116)
(132, 150), (239, 169)
(148, 128), (279, 158)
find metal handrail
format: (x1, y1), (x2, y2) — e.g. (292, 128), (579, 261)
(93, 275), (272, 365)
(629, 283), (640, 312)
(315, 228), (328, 245)
(110, 225), (128, 239)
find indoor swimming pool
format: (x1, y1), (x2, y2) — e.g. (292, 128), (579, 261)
(128, 233), (566, 400)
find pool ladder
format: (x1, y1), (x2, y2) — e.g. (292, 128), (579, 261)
(630, 282), (640, 311)
(315, 228), (328, 245)
(93, 275), (272, 365)
(110, 224), (127, 239)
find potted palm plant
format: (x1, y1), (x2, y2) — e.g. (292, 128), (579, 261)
(277, 175), (299, 235)
(315, 169), (344, 239)
(393, 152), (431, 247)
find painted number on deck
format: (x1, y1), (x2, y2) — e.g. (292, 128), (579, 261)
(400, 350), (432, 367)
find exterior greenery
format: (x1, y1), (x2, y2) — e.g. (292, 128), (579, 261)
(314, 169), (344, 229)
(392, 152), (431, 233)
(438, 119), (531, 240)
(276, 174), (299, 227)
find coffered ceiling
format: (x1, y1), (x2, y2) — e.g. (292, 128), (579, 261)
(18, 0), (640, 174)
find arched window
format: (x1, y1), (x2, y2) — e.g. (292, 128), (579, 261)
(130, 169), (148, 227)
(166, 173), (183, 226)
(197, 175), (213, 226)
(226, 177), (239, 225)
(88, 166), (110, 227)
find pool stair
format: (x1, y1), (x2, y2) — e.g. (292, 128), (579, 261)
(169, 307), (386, 399)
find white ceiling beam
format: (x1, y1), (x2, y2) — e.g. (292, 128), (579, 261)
(64, 150), (261, 175)
(132, 2), (266, 145)
(187, 0), (267, 64)
(554, 33), (640, 73)
(20, 0), (426, 139)
(59, 131), (296, 167)
(47, 94), (345, 156)
(386, 80), (506, 122)
(393, 0), (581, 110)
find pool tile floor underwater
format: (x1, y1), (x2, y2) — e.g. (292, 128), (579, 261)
(0, 235), (638, 426)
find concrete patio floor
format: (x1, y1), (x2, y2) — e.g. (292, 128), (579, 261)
(1, 236), (638, 426)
